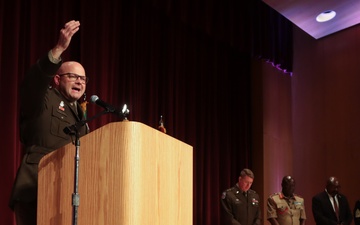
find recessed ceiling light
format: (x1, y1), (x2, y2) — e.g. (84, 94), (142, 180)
(316, 10), (336, 22)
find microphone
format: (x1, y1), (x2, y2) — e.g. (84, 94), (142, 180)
(90, 95), (117, 112)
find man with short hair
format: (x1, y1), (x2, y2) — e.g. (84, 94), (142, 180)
(221, 168), (261, 225)
(312, 176), (352, 225)
(267, 175), (306, 225)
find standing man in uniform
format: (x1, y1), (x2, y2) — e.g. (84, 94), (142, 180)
(220, 168), (261, 225)
(312, 176), (352, 225)
(9, 20), (89, 225)
(267, 175), (306, 225)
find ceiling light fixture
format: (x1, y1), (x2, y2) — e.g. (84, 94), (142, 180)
(316, 10), (336, 22)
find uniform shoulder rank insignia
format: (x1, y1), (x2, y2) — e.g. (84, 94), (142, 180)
(270, 192), (280, 198)
(59, 101), (65, 111)
(294, 193), (303, 198)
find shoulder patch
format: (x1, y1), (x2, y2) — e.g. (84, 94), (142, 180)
(269, 192), (280, 198)
(221, 192), (227, 199)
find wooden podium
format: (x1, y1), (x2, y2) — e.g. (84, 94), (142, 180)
(37, 121), (193, 225)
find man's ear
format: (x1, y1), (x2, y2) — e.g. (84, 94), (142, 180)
(53, 75), (60, 86)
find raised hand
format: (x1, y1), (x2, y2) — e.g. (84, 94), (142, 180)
(51, 20), (80, 59)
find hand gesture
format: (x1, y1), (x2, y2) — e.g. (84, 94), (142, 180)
(51, 20), (80, 59)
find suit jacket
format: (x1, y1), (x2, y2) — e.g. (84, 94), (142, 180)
(9, 54), (89, 209)
(221, 184), (261, 225)
(312, 191), (352, 225)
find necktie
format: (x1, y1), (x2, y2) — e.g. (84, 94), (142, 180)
(333, 196), (339, 221)
(71, 102), (79, 118)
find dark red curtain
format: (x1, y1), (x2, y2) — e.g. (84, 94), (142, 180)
(0, 0), (292, 224)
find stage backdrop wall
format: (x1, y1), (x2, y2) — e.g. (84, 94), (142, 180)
(251, 20), (360, 225)
(291, 24), (360, 225)
(1, 1), (268, 225)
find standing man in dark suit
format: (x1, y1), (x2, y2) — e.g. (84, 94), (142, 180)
(312, 176), (352, 225)
(9, 20), (89, 225)
(220, 168), (261, 225)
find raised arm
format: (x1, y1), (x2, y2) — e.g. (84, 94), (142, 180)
(51, 20), (80, 60)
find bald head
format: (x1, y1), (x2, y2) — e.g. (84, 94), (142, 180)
(53, 61), (87, 102)
(281, 175), (295, 197)
(57, 61), (85, 75)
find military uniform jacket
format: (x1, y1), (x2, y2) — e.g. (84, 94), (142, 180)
(267, 192), (306, 225)
(9, 54), (89, 209)
(221, 184), (261, 225)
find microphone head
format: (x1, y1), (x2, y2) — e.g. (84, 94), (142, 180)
(90, 95), (99, 103)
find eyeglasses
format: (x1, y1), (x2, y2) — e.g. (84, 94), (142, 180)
(59, 73), (89, 84)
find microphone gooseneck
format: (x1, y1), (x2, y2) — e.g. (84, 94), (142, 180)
(89, 95), (129, 119)
(90, 95), (116, 112)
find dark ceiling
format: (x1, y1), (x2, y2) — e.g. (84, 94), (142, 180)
(262, 0), (360, 39)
